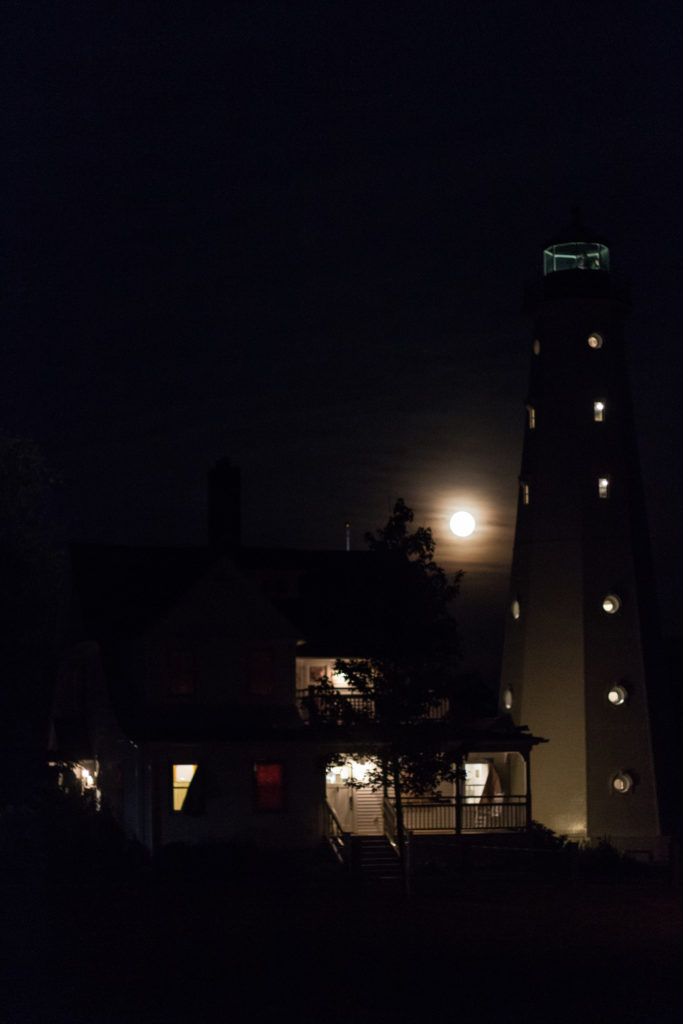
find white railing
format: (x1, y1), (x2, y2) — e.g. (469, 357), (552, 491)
(297, 687), (449, 723)
(402, 796), (528, 832)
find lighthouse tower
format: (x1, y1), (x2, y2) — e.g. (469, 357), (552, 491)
(500, 214), (663, 854)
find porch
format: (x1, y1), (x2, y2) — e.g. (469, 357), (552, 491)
(324, 751), (532, 867)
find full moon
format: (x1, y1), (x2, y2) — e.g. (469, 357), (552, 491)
(450, 510), (476, 537)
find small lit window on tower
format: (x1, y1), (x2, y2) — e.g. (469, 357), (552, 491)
(533, 339), (541, 355)
(511, 598), (521, 620)
(520, 481), (530, 505)
(607, 685), (628, 705)
(593, 401), (605, 422)
(612, 772), (633, 794)
(503, 687), (513, 710)
(602, 594), (621, 614)
(588, 332), (604, 349)
(598, 476), (610, 499)
(526, 405), (536, 429)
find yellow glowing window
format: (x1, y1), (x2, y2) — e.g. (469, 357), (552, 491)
(593, 401), (605, 422)
(526, 405), (536, 429)
(503, 687), (513, 711)
(533, 339), (541, 355)
(521, 481), (530, 505)
(172, 764), (197, 811)
(598, 477), (609, 499)
(511, 599), (521, 620)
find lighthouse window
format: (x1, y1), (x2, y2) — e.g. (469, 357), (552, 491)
(533, 339), (541, 355)
(602, 594), (621, 614)
(511, 599), (521, 620)
(520, 481), (530, 505)
(612, 772), (633, 794)
(526, 405), (536, 429)
(607, 685), (628, 705)
(593, 401), (605, 422)
(598, 476), (610, 499)
(503, 688), (513, 711)
(588, 333), (604, 349)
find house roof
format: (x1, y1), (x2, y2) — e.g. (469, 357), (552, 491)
(69, 543), (215, 639)
(234, 545), (451, 657)
(69, 540), (458, 656)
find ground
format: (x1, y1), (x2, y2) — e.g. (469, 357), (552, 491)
(4, 858), (683, 1023)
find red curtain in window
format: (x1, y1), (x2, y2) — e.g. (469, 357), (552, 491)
(254, 763), (284, 810)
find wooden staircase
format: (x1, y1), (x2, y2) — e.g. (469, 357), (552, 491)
(355, 835), (403, 886)
(353, 789), (383, 835)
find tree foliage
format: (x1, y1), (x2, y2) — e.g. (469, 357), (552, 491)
(313, 498), (465, 729)
(310, 499), (478, 879)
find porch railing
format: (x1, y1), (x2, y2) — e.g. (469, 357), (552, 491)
(297, 687), (449, 723)
(402, 796), (528, 832)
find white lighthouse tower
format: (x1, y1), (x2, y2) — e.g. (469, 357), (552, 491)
(500, 214), (664, 855)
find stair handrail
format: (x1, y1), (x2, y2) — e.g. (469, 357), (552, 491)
(325, 799), (350, 866)
(383, 795), (398, 848)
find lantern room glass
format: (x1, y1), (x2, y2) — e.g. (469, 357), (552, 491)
(543, 241), (609, 275)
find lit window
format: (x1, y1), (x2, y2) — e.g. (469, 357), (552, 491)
(607, 685), (628, 705)
(602, 594), (621, 614)
(588, 332), (604, 349)
(520, 481), (530, 505)
(598, 477), (610, 499)
(511, 599), (521, 620)
(533, 339), (541, 355)
(612, 772), (633, 794)
(526, 405), (536, 429)
(593, 401), (605, 422)
(254, 762), (284, 811)
(503, 687), (513, 711)
(172, 764), (197, 811)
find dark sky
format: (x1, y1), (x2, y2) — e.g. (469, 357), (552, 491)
(4, 2), (683, 674)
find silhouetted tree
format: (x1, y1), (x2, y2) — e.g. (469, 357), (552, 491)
(0, 434), (65, 805)
(312, 499), (478, 885)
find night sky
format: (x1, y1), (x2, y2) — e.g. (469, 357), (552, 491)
(5, 2), (683, 678)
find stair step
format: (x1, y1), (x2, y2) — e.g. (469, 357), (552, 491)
(355, 836), (402, 882)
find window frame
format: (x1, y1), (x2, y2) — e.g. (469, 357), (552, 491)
(253, 761), (285, 812)
(171, 763), (198, 812)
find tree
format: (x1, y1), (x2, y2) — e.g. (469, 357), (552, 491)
(0, 433), (66, 806)
(311, 499), (478, 885)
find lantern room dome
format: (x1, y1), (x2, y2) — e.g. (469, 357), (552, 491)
(543, 210), (609, 276)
